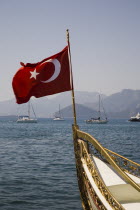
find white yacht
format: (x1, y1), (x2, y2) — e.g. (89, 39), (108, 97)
(129, 112), (140, 122)
(53, 105), (64, 121)
(17, 101), (37, 123)
(86, 94), (108, 124)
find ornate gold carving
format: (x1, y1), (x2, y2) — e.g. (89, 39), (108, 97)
(74, 138), (106, 210)
(75, 128), (140, 192)
(105, 148), (140, 178)
(79, 140), (124, 209)
(73, 126), (140, 210)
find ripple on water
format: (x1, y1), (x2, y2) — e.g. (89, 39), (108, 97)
(0, 118), (140, 209)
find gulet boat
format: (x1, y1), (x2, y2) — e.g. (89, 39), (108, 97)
(66, 29), (140, 209)
(72, 124), (140, 210)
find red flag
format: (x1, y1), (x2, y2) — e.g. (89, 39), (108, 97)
(12, 46), (72, 104)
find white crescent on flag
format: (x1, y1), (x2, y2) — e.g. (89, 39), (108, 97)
(40, 59), (61, 83)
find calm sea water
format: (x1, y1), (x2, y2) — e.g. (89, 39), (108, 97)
(0, 117), (140, 210)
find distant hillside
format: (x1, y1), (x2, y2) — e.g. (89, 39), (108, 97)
(102, 89), (140, 118)
(103, 89), (140, 113)
(0, 91), (102, 117)
(0, 89), (140, 119)
(55, 104), (99, 119)
(84, 89), (140, 118)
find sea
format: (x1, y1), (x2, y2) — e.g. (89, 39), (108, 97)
(0, 117), (140, 210)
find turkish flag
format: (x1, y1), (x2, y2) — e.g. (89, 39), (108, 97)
(12, 46), (72, 104)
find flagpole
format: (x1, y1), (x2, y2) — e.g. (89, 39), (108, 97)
(66, 29), (77, 126)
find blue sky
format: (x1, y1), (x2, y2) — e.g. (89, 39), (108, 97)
(0, 0), (140, 101)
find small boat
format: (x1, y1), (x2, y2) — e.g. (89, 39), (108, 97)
(17, 115), (37, 123)
(53, 104), (65, 121)
(86, 117), (108, 124)
(17, 101), (37, 123)
(53, 117), (64, 121)
(129, 112), (140, 122)
(86, 94), (108, 124)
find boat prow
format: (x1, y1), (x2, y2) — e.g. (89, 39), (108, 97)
(73, 125), (140, 210)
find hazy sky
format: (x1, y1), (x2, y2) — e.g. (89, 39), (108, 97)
(0, 0), (140, 101)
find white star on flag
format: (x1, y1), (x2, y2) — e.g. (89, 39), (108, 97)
(30, 69), (39, 79)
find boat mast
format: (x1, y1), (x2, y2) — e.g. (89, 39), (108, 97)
(101, 97), (107, 120)
(28, 101), (30, 119)
(31, 102), (37, 120)
(59, 104), (61, 118)
(99, 94), (101, 119)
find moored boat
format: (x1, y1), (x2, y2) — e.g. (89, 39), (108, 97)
(53, 117), (64, 121)
(17, 115), (37, 123)
(17, 101), (37, 123)
(86, 94), (108, 124)
(86, 117), (108, 124)
(129, 112), (140, 122)
(53, 104), (65, 121)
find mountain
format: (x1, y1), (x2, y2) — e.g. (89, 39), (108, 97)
(103, 89), (140, 113)
(0, 91), (101, 117)
(0, 89), (140, 119)
(101, 89), (140, 118)
(55, 104), (99, 119)
(83, 89), (140, 118)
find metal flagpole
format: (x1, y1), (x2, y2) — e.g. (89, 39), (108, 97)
(66, 29), (77, 126)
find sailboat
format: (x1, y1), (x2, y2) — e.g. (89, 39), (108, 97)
(17, 101), (37, 123)
(86, 94), (108, 124)
(53, 104), (64, 121)
(129, 112), (140, 122)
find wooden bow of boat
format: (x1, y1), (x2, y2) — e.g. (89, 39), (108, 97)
(72, 125), (140, 210)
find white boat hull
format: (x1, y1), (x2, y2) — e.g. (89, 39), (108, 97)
(17, 119), (37, 123)
(17, 116), (37, 123)
(86, 120), (108, 124)
(53, 118), (64, 121)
